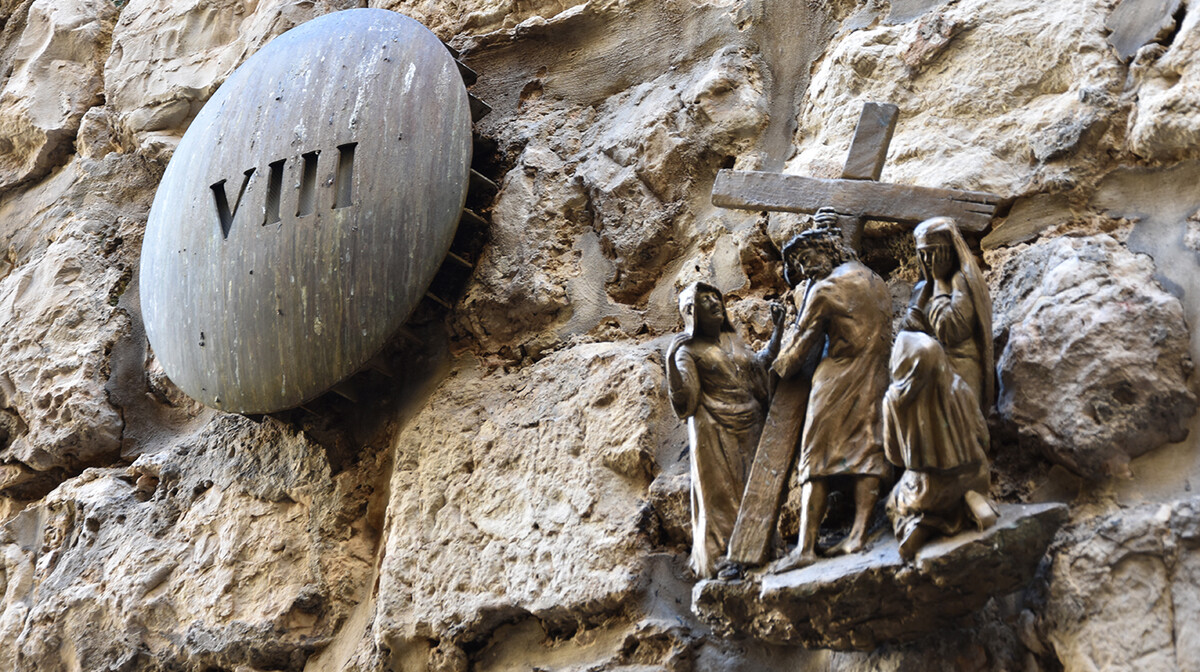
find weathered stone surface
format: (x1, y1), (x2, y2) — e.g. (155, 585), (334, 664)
(1126, 5), (1200, 160)
(0, 0), (116, 193)
(0, 151), (159, 475)
(456, 41), (768, 358)
(371, 0), (590, 38)
(104, 0), (359, 159)
(693, 503), (1068, 651)
(373, 343), (668, 652)
(455, 143), (588, 360)
(74, 106), (121, 161)
(1045, 497), (1200, 672)
(0, 1), (1199, 670)
(992, 235), (1197, 479)
(787, 0), (1122, 198)
(0, 414), (382, 672)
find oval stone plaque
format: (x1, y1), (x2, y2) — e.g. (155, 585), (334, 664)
(140, 9), (471, 414)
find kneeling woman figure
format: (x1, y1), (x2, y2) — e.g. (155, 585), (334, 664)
(883, 331), (998, 561)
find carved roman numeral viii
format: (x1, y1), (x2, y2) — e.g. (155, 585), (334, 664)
(211, 142), (359, 238)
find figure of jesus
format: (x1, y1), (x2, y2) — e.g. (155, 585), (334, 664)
(771, 209), (893, 571)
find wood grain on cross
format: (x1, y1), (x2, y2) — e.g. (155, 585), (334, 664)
(717, 102), (1003, 568)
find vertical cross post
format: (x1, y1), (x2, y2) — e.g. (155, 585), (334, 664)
(837, 102), (898, 251)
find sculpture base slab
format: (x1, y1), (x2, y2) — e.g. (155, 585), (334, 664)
(692, 502), (1068, 651)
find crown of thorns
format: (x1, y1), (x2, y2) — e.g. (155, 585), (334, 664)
(782, 218), (844, 258)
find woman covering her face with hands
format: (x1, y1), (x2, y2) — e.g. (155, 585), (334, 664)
(902, 217), (994, 414)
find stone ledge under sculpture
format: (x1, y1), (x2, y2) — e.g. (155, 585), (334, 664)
(692, 502), (1067, 651)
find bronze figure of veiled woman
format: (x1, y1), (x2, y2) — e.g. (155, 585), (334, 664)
(666, 282), (783, 578)
(903, 217), (994, 413)
(883, 331), (997, 561)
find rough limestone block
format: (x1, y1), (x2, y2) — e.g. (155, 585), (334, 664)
(0, 0), (116, 193)
(103, 0), (357, 159)
(1046, 497), (1200, 672)
(992, 234), (1197, 479)
(0, 151), (159, 475)
(373, 342), (668, 646)
(1126, 6), (1200, 160)
(788, 0), (1122, 196)
(692, 503), (1068, 650)
(0, 416), (378, 671)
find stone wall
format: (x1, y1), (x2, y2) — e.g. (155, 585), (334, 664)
(0, 0), (1197, 670)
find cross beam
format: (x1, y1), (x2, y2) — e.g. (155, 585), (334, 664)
(712, 171), (1001, 233)
(712, 103), (1003, 234)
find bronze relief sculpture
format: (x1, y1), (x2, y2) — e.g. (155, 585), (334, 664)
(667, 283), (783, 578)
(884, 216), (999, 560)
(883, 330), (997, 561)
(688, 104), (1066, 646)
(671, 210), (1000, 576)
(903, 216), (994, 413)
(771, 209), (893, 570)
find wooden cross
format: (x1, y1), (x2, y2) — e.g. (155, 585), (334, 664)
(717, 102), (1003, 568)
(714, 102), (1002, 241)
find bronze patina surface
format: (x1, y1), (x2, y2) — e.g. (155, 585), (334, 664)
(140, 9), (472, 413)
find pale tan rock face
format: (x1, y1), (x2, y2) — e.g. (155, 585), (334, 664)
(1045, 497), (1200, 672)
(0, 0), (1197, 670)
(0, 416), (380, 672)
(374, 343), (665, 654)
(0, 149), (158, 476)
(457, 39), (768, 358)
(456, 143), (588, 358)
(991, 235), (1197, 480)
(103, 0), (359, 160)
(370, 0), (589, 38)
(788, 0), (1123, 196)
(1127, 8), (1200, 161)
(0, 0), (116, 193)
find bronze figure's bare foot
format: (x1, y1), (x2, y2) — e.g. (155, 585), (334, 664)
(828, 534), (869, 556)
(965, 490), (999, 530)
(770, 549), (819, 574)
(897, 525), (933, 563)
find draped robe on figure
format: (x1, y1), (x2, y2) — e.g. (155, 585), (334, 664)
(883, 331), (990, 540)
(666, 288), (771, 578)
(912, 217), (994, 413)
(773, 260), (892, 484)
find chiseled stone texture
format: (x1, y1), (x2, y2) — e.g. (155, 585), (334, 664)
(786, 0), (1122, 197)
(1127, 5), (1200, 161)
(0, 0), (116, 193)
(0, 415), (380, 672)
(991, 234), (1197, 479)
(456, 40), (768, 359)
(370, 0), (590, 38)
(0, 0), (1196, 669)
(103, 0), (360, 160)
(1045, 497), (1200, 672)
(0, 149), (160, 476)
(372, 343), (667, 659)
